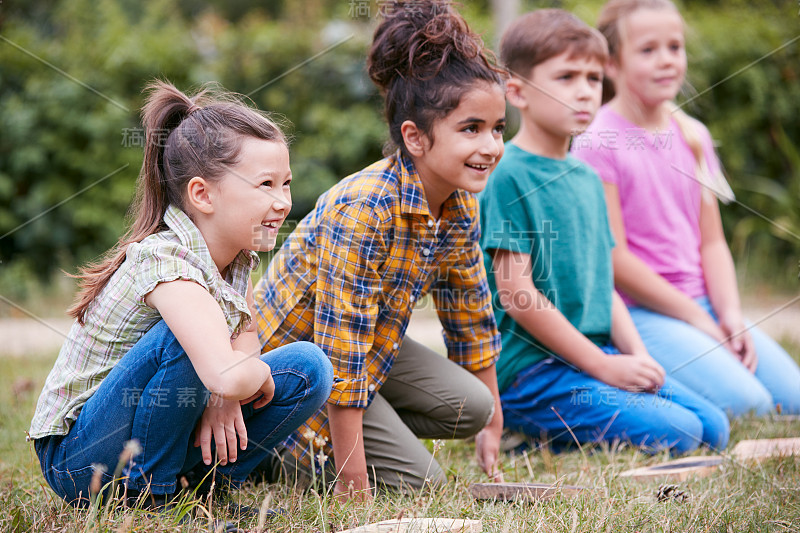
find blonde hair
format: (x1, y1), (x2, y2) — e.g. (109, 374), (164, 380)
(598, 0), (734, 204)
(669, 103), (735, 204)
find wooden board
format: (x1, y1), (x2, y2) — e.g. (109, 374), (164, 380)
(732, 437), (800, 461)
(617, 438), (800, 482)
(769, 415), (800, 422)
(470, 482), (588, 502)
(618, 456), (724, 481)
(336, 518), (482, 533)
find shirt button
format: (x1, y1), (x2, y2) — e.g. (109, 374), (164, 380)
(422, 248), (430, 257)
(393, 343), (399, 350)
(410, 295), (416, 303)
(427, 218), (434, 227)
(368, 383), (376, 392)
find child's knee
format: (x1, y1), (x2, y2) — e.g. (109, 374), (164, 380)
(274, 341), (333, 406)
(701, 406), (730, 452)
(452, 382), (495, 438)
(292, 341), (333, 380)
(662, 415), (703, 456)
(295, 342), (333, 400)
(722, 383), (773, 418)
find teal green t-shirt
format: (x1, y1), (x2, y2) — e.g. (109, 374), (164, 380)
(479, 143), (615, 392)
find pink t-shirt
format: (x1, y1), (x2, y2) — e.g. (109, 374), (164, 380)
(571, 106), (720, 305)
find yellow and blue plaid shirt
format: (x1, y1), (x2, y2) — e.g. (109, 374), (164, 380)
(254, 151), (501, 471)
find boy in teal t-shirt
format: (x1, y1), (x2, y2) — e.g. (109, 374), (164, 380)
(483, 148), (614, 393)
(479, 9), (728, 454)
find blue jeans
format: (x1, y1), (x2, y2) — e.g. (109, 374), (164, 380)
(35, 320), (333, 506)
(629, 297), (800, 417)
(501, 348), (730, 455)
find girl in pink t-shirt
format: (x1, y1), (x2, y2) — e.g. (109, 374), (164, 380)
(572, 0), (800, 416)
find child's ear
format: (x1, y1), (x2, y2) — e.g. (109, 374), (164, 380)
(185, 177), (215, 215)
(604, 58), (620, 82)
(505, 77), (527, 110)
(400, 120), (427, 158)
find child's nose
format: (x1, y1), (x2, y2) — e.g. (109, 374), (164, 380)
(271, 190), (292, 211)
(657, 46), (675, 65)
(576, 78), (593, 99)
(481, 133), (501, 157)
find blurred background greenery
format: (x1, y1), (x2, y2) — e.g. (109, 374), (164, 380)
(1, 0), (799, 308)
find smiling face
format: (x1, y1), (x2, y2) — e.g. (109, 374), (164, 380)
(509, 51), (604, 157)
(211, 137), (292, 256)
(409, 82), (506, 214)
(611, 7), (686, 110)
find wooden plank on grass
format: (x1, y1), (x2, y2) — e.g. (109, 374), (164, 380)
(470, 482), (588, 501)
(732, 437), (800, 461)
(618, 456), (724, 481)
(769, 414), (800, 422)
(336, 518), (482, 533)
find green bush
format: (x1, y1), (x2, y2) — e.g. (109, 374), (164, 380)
(684, 1), (800, 283)
(0, 0), (386, 281)
(1, 0), (798, 287)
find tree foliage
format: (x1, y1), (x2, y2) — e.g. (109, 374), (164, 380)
(1, 0), (798, 290)
(0, 0), (385, 286)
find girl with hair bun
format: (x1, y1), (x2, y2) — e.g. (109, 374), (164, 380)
(253, 0), (507, 499)
(30, 80), (333, 509)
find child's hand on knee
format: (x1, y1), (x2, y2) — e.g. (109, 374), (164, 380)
(194, 395), (247, 466)
(595, 353), (665, 393)
(717, 316), (758, 373)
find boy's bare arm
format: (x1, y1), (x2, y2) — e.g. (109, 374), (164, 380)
(609, 291), (647, 355)
(492, 248), (663, 391)
(492, 248), (607, 368)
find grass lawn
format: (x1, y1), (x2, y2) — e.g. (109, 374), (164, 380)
(1, 347), (799, 532)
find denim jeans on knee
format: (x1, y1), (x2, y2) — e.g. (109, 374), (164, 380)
(628, 296), (800, 416)
(501, 348), (729, 455)
(35, 320), (332, 505)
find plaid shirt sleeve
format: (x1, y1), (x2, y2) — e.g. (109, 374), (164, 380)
(314, 202), (386, 409)
(432, 205), (501, 371)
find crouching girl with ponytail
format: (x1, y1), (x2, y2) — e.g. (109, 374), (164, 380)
(253, 0), (507, 499)
(29, 80), (333, 508)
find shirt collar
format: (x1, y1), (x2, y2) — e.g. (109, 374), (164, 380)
(440, 189), (472, 228)
(396, 151), (430, 216)
(163, 204), (259, 283)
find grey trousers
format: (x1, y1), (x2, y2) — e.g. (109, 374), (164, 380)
(264, 337), (495, 492)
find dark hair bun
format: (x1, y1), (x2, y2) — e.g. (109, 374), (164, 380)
(366, 1), (503, 157)
(367, 1), (484, 92)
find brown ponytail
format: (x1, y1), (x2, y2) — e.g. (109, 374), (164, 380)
(68, 81), (286, 324)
